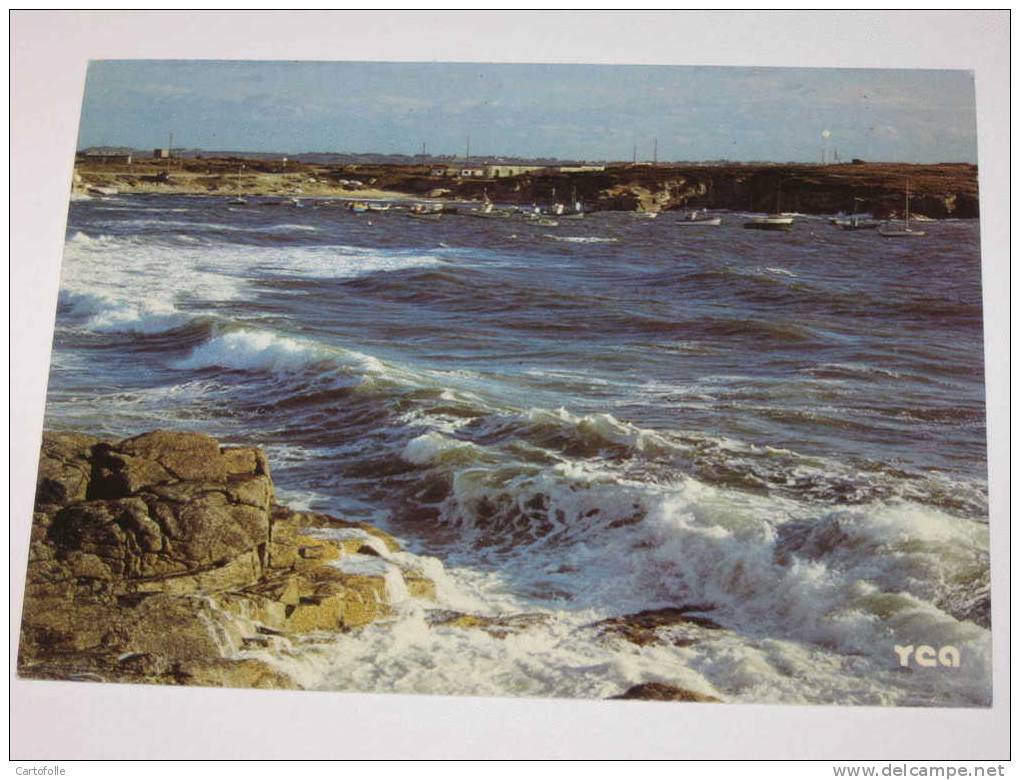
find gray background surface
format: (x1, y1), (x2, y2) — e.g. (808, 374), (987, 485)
(9, 10), (1010, 759)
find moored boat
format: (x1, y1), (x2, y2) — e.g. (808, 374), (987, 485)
(745, 179), (794, 230)
(466, 202), (512, 219)
(677, 209), (721, 226)
(743, 214), (794, 231)
(835, 216), (881, 230)
(879, 181), (926, 237)
(407, 203), (442, 220)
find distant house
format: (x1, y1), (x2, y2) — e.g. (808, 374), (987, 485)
(81, 152), (133, 165)
(153, 148), (171, 159)
(482, 164), (545, 178)
(431, 163), (545, 178)
(553, 164), (606, 173)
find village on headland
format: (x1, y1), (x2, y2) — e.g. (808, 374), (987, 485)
(72, 145), (979, 223)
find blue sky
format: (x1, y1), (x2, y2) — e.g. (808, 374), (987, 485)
(78, 61), (978, 163)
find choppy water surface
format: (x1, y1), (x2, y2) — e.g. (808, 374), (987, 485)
(47, 194), (990, 706)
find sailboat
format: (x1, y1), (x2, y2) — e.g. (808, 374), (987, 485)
(561, 187), (585, 219)
(879, 181), (926, 237)
(743, 180), (794, 231)
(465, 188), (513, 218)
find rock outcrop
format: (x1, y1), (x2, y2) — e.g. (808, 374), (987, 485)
(610, 682), (721, 703)
(591, 606), (724, 648)
(18, 430), (436, 689)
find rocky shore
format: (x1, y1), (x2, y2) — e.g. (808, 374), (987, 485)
(19, 429), (726, 702)
(72, 158), (978, 218)
(18, 430), (437, 689)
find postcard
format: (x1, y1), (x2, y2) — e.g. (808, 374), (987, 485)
(17, 59), (991, 710)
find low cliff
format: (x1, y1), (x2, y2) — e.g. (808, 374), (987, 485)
(74, 158), (979, 219)
(18, 430), (435, 689)
(408, 162), (979, 218)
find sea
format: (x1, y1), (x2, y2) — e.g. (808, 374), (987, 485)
(44, 193), (991, 706)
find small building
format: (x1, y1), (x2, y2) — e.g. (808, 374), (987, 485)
(81, 152), (132, 165)
(482, 164), (545, 178)
(554, 164), (606, 173)
(431, 163), (545, 179)
(153, 148), (171, 159)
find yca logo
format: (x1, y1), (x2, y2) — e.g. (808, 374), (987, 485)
(894, 644), (960, 668)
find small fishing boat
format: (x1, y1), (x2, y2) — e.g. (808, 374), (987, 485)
(366, 203), (391, 212)
(634, 211), (659, 219)
(347, 201), (369, 213)
(561, 191), (585, 219)
(835, 216), (881, 230)
(677, 209), (721, 226)
(879, 181), (926, 237)
(743, 214), (793, 231)
(466, 202), (512, 219)
(833, 198), (879, 230)
(228, 196), (247, 205)
(407, 203), (442, 220)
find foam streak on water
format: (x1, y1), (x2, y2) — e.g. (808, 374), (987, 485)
(43, 195), (990, 706)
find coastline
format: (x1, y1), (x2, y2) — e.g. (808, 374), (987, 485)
(71, 158), (979, 217)
(74, 169), (414, 202)
(19, 429), (721, 702)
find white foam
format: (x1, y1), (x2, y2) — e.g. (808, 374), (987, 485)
(58, 231), (442, 338)
(546, 235), (619, 243)
(401, 432), (481, 466)
(61, 289), (189, 334)
(174, 328), (386, 377)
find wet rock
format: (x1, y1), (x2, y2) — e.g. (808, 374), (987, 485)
(36, 432), (99, 507)
(117, 430), (227, 482)
(90, 446), (173, 499)
(610, 682), (722, 703)
(174, 657), (298, 690)
(427, 609), (550, 639)
(591, 606), (723, 647)
(18, 429), (438, 691)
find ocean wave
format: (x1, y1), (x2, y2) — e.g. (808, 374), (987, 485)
(60, 289), (191, 334)
(174, 328), (386, 377)
(417, 454), (990, 694)
(545, 235), (619, 243)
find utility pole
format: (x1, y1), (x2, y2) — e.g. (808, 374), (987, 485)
(465, 134), (471, 165)
(632, 142), (637, 165)
(653, 137), (658, 165)
(168, 131), (174, 159)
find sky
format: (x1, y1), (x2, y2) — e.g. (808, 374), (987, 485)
(77, 61), (978, 163)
